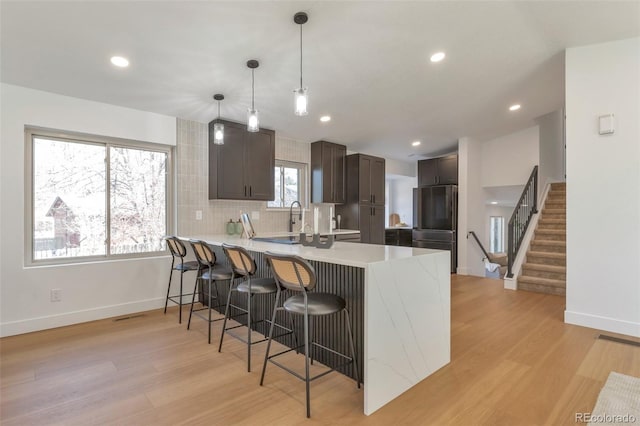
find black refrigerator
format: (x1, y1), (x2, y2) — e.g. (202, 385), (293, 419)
(413, 185), (457, 273)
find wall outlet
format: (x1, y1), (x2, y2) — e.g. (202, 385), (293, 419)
(50, 288), (62, 302)
(251, 211), (259, 220)
(195, 210), (203, 220)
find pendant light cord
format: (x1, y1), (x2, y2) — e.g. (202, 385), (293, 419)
(251, 69), (255, 110)
(217, 101), (220, 121)
(300, 24), (303, 88)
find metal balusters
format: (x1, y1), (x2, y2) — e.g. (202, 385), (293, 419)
(507, 166), (538, 278)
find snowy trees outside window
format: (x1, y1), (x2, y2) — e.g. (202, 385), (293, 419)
(32, 135), (169, 261)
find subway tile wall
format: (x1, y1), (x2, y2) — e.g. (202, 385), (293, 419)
(176, 119), (310, 236)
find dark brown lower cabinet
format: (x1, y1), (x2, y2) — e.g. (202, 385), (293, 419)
(359, 205), (385, 245)
(385, 228), (413, 246)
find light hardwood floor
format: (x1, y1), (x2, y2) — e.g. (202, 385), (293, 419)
(1, 275), (638, 425)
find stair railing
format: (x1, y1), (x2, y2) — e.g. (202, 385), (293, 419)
(506, 165), (538, 278)
(467, 231), (492, 262)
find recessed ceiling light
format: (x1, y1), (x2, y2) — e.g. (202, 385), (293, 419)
(320, 115), (331, 122)
(509, 104), (521, 111)
(110, 56), (129, 68)
(412, 141), (421, 146)
(490, 201), (498, 205)
(430, 52), (446, 63)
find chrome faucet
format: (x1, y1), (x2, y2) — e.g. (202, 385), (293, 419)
(289, 201), (302, 232)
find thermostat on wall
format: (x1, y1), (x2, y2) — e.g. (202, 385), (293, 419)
(599, 114), (615, 135)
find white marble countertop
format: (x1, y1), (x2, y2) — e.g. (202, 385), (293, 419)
(181, 234), (443, 268)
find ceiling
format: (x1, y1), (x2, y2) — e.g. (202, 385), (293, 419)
(2, 1), (639, 161)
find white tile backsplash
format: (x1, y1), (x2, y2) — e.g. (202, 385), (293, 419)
(176, 119), (310, 236)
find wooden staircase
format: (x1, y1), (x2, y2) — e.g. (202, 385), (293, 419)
(519, 182), (566, 295)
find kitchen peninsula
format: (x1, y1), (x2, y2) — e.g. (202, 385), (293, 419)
(181, 234), (450, 415)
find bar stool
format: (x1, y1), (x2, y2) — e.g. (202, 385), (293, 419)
(187, 240), (234, 344)
(260, 252), (360, 418)
(164, 236), (200, 324)
(218, 244), (297, 372)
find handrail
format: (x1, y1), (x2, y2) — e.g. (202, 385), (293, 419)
(506, 166), (538, 278)
(467, 231), (492, 262)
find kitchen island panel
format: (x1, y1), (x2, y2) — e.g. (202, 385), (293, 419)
(364, 251), (450, 414)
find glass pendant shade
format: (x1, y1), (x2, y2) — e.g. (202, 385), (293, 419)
(294, 88), (308, 116)
(247, 109), (259, 132)
(213, 122), (224, 145)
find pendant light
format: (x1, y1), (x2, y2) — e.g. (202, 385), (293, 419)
(247, 59), (260, 132)
(293, 12), (309, 116)
(213, 94), (224, 145)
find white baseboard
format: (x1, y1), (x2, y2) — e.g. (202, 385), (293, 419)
(456, 267), (469, 275)
(565, 310), (640, 338)
(0, 297), (165, 337)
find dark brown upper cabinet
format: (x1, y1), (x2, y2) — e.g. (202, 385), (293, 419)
(418, 154), (458, 186)
(208, 119), (275, 201)
(352, 154), (385, 205)
(310, 141), (346, 204)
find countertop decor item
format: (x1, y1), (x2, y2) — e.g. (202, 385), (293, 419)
(234, 219), (243, 235)
(226, 219), (235, 235)
(299, 232), (334, 249)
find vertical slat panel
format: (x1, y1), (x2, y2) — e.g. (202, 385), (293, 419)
(201, 244), (364, 382)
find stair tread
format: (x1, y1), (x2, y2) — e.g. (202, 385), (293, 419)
(539, 218), (566, 223)
(519, 275), (566, 287)
(527, 250), (566, 259)
(536, 229), (565, 234)
(532, 239), (566, 246)
(519, 282), (566, 296)
(489, 253), (508, 266)
(522, 263), (566, 272)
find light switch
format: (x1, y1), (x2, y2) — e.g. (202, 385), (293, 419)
(195, 210), (203, 220)
(599, 114), (615, 135)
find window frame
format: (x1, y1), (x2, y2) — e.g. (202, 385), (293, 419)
(25, 126), (174, 266)
(489, 215), (505, 253)
(266, 159), (308, 210)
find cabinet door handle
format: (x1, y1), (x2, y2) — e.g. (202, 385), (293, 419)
(249, 186), (252, 197)
(373, 194), (375, 204)
(244, 186), (247, 197)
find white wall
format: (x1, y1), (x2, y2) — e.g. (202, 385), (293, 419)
(385, 158), (416, 227)
(481, 126), (539, 187)
(388, 177), (417, 226)
(0, 84), (177, 337)
(536, 109), (565, 191)
(457, 137), (485, 276)
(564, 37), (640, 337)
(386, 158), (417, 178)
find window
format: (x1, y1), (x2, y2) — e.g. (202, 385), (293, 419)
(490, 216), (505, 253)
(267, 160), (307, 208)
(27, 128), (172, 263)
